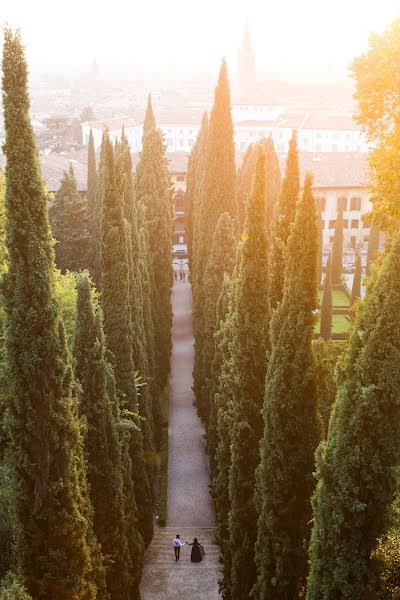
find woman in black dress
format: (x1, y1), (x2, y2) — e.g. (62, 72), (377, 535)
(189, 538), (204, 563)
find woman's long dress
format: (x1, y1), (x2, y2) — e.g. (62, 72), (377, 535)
(191, 543), (203, 563)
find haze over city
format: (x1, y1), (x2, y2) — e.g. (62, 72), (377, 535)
(2, 0), (400, 81)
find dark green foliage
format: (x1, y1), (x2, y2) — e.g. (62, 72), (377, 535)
(367, 222), (380, 276)
(2, 28), (106, 599)
(0, 573), (33, 600)
(351, 252), (362, 304)
(86, 129), (101, 286)
(253, 172), (321, 600)
(313, 338), (346, 434)
(269, 129), (300, 311)
(307, 230), (400, 600)
(49, 165), (90, 273)
(100, 132), (153, 547)
(227, 147), (270, 599)
(374, 485), (400, 600)
(192, 60), (237, 411)
(197, 212), (236, 422)
(119, 420), (145, 600)
(320, 253), (332, 341)
(332, 201), (344, 284)
(0, 463), (14, 578)
(116, 133), (156, 467)
(74, 272), (139, 598)
(135, 105), (173, 391)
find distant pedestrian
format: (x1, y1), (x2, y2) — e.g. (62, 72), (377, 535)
(172, 534), (186, 561)
(188, 537), (205, 563)
(174, 270), (178, 282)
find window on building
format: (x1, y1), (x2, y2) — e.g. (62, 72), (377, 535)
(351, 219), (359, 228)
(178, 235), (185, 244)
(364, 236), (369, 243)
(177, 175), (185, 182)
(316, 197), (326, 211)
(329, 236), (334, 243)
(175, 191), (185, 213)
(167, 138), (173, 146)
(343, 220), (349, 228)
(329, 219), (336, 229)
(351, 236), (357, 248)
(338, 197), (348, 211)
(350, 197), (361, 211)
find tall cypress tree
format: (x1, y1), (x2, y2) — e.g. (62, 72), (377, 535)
(320, 252), (332, 341)
(253, 173), (321, 600)
(227, 146), (270, 599)
(100, 132), (153, 546)
(317, 206), (323, 285)
(49, 165), (90, 273)
(351, 251), (362, 304)
(186, 112), (208, 276)
(87, 128), (102, 288)
(74, 272), (135, 599)
(2, 28), (106, 599)
(366, 221), (380, 276)
(269, 129), (300, 311)
(197, 212), (236, 422)
(332, 201), (344, 284)
(143, 95), (156, 138)
(135, 104), (173, 391)
(236, 144), (256, 230)
(235, 136), (280, 234)
(116, 133), (156, 465)
(306, 230), (400, 600)
(192, 59), (237, 411)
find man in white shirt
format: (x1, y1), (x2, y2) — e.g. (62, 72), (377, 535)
(172, 534), (186, 561)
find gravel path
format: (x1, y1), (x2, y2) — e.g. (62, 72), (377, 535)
(167, 281), (215, 527)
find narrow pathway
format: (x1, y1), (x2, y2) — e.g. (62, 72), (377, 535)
(140, 282), (221, 599)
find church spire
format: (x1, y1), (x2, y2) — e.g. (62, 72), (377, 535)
(238, 20), (256, 99)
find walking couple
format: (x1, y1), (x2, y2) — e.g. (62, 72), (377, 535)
(172, 534), (205, 563)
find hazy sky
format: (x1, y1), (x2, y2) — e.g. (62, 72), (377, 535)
(1, 0), (400, 80)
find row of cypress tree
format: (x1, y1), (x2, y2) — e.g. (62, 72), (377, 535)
(189, 59), (398, 599)
(0, 28), (172, 599)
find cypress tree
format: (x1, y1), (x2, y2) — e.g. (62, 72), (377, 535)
(207, 272), (233, 477)
(306, 230), (400, 600)
(269, 129), (300, 311)
(236, 137), (281, 235)
(351, 251), (362, 304)
(143, 95), (156, 138)
(318, 206), (323, 285)
(331, 201), (344, 284)
(135, 104), (173, 391)
(197, 212), (236, 422)
(116, 133), (156, 465)
(86, 128), (100, 284)
(236, 144), (256, 230)
(253, 172), (322, 600)
(320, 252), (332, 341)
(74, 272), (137, 599)
(49, 164), (90, 273)
(186, 112), (208, 275)
(192, 59), (237, 410)
(2, 28), (106, 599)
(367, 221), (380, 276)
(227, 146), (270, 599)
(100, 132), (153, 546)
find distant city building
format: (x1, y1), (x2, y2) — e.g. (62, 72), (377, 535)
(237, 20), (256, 99)
(82, 110), (368, 155)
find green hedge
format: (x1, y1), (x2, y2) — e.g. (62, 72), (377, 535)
(157, 386), (170, 527)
